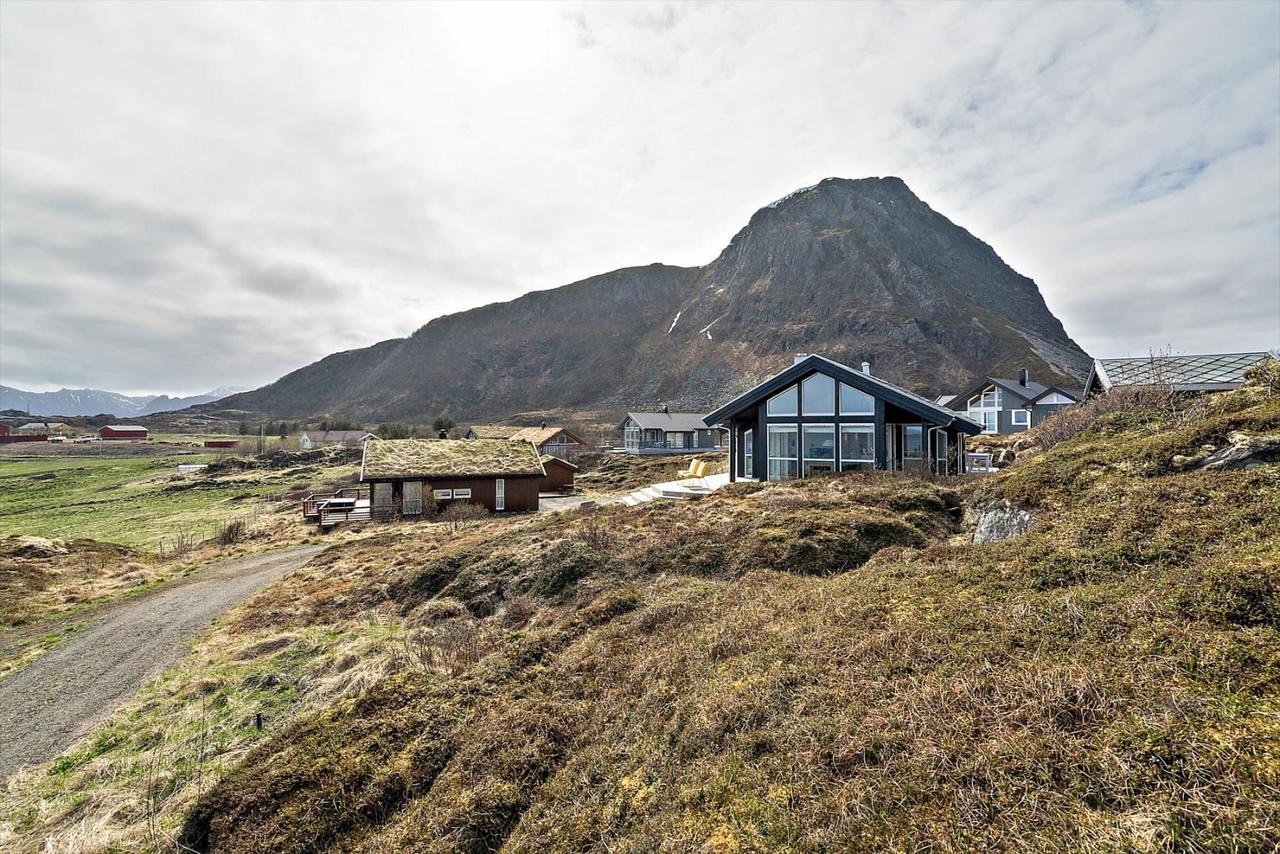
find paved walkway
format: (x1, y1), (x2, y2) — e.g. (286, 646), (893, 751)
(0, 544), (326, 781)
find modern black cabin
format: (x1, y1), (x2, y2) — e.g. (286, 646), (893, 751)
(706, 354), (983, 481)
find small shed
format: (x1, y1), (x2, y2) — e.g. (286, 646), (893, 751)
(0, 424), (9, 438)
(204, 439), (238, 448)
(539, 454), (578, 491)
(99, 425), (149, 441)
(360, 437), (545, 517)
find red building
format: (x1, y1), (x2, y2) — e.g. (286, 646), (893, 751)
(99, 425), (149, 441)
(0, 424), (9, 438)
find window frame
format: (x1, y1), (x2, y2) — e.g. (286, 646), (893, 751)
(902, 425), (924, 460)
(839, 382), (875, 415)
(801, 374), (836, 416)
(766, 424), (799, 481)
(802, 423), (836, 476)
(839, 424), (875, 471)
(766, 385), (799, 416)
(1011, 408), (1030, 427)
(743, 428), (753, 478)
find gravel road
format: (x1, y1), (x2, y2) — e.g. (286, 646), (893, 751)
(0, 544), (326, 780)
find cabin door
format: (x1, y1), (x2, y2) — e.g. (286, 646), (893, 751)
(886, 427), (898, 471)
(372, 482), (393, 516)
(495, 478), (505, 511)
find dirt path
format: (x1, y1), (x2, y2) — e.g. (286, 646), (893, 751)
(0, 544), (326, 780)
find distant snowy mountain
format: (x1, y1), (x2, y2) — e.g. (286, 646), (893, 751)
(0, 385), (243, 417)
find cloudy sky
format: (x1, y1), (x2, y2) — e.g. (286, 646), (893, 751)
(1, 1), (1277, 395)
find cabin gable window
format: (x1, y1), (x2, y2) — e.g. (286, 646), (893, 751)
(800, 374), (835, 415)
(840, 383), (875, 415)
(766, 385), (799, 416)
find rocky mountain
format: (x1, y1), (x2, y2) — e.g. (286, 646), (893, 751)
(0, 385), (242, 418)
(213, 177), (1091, 422)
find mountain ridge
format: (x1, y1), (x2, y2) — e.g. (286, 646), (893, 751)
(0, 385), (243, 418)
(210, 177), (1091, 422)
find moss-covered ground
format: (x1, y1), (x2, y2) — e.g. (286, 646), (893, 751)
(2, 380), (1276, 852)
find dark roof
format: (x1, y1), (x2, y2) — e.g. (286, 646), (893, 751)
(705, 354), (984, 435)
(362, 438), (545, 481)
(622, 412), (713, 432)
(1086, 352), (1270, 392)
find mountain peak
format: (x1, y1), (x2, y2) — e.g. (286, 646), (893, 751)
(212, 179), (1089, 422)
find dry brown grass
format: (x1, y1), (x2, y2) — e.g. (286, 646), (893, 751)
(361, 438), (544, 480)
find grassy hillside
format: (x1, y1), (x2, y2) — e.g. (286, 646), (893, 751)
(3, 376), (1276, 851)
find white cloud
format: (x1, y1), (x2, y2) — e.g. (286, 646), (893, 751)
(1, 0), (1276, 394)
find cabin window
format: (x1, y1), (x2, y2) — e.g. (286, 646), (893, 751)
(453, 488), (472, 499)
(743, 428), (753, 478)
(840, 383), (875, 415)
(373, 482), (393, 509)
(935, 432), (949, 470)
(840, 425), (874, 470)
(766, 425), (798, 480)
(403, 481), (423, 515)
(1011, 409), (1030, 427)
(669, 432), (687, 449)
(969, 387), (1001, 409)
(903, 425), (924, 459)
(766, 385), (798, 416)
(802, 425), (835, 476)
(977, 411), (997, 433)
(801, 374), (835, 415)
(432, 489), (453, 500)
(1040, 392), (1073, 405)
(495, 478), (505, 511)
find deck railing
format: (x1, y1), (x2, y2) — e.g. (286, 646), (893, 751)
(302, 486), (370, 519)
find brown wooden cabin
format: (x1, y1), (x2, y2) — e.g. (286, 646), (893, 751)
(360, 437), (545, 519)
(539, 454), (578, 491)
(466, 424), (589, 460)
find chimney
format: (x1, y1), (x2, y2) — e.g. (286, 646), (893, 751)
(861, 361), (871, 375)
(437, 429), (448, 439)
(540, 420), (547, 429)
(662, 404), (670, 414)
(793, 353), (808, 365)
(1018, 368), (1029, 386)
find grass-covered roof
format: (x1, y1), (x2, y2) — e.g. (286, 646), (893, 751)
(362, 438), (544, 480)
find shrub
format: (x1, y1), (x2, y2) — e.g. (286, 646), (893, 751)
(213, 519), (247, 546)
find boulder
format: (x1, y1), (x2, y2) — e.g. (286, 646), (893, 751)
(973, 500), (1036, 544)
(1194, 432), (1280, 471)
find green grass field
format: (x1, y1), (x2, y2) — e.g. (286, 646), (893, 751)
(0, 454), (342, 551)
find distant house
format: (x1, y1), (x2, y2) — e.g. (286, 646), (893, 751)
(360, 437), (545, 517)
(99, 425), (149, 441)
(1085, 352), (1271, 395)
(0, 423), (8, 438)
(618, 411), (724, 455)
(706, 354), (983, 480)
(466, 424), (589, 459)
(299, 430), (376, 450)
(539, 454), (578, 492)
(203, 439), (238, 448)
(944, 369), (1081, 434)
(18, 421), (72, 436)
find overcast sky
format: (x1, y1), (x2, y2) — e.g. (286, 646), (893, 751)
(1, 1), (1277, 395)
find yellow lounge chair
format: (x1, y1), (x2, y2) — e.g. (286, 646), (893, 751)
(679, 459), (700, 478)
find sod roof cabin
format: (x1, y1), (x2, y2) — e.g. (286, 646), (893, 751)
(360, 438), (546, 515)
(465, 424), (588, 458)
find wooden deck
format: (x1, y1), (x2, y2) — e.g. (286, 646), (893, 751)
(301, 486), (371, 526)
